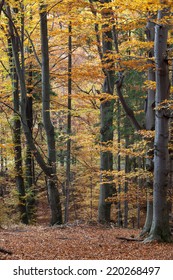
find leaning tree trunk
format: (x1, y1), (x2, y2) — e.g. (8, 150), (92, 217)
(145, 9), (171, 242)
(40, 5), (62, 225)
(7, 37), (28, 224)
(5, 4), (62, 225)
(98, 2), (116, 223)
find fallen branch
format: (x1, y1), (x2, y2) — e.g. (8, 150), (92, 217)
(116, 236), (143, 242)
(0, 247), (12, 255)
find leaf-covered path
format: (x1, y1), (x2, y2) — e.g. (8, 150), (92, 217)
(0, 224), (173, 260)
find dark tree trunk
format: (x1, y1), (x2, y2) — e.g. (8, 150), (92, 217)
(65, 22), (72, 223)
(124, 126), (130, 228)
(13, 76), (28, 224)
(25, 61), (35, 222)
(98, 2), (116, 223)
(117, 100), (123, 226)
(40, 5), (62, 225)
(5, 4), (62, 225)
(7, 36), (28, 224)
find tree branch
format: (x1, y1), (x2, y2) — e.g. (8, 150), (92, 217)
(115, 74), (142, 131)
(25, 30), (42, 67)
(0, 247), (12, 255)
(0, 0), (4, 14)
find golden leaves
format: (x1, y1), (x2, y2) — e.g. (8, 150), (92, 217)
(1, 225), (173, 260)
(143, 80), (156, 91)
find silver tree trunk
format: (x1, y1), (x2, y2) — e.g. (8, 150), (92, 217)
(145, 10), (171, 242)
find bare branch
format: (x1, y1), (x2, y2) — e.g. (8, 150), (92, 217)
(115, 74), (142, 131)
(25, 30), (42, 67)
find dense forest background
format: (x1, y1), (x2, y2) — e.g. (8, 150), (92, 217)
(0, 0), (173, 244)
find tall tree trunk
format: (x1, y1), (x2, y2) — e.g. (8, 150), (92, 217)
(141, 18), (155, 236)
(145, 9), (171, 242)
(98, 2), (116, 223)
(117, 100), (123, 226)
(124, 129), (129, 228)
(5, 4), (62, 225)
(25, 59), (35, 222)
(40, 5), (62, 225)
(7, 35), (28, 224)
(65, 22), (72, 223)
(12, 72), (28, 224)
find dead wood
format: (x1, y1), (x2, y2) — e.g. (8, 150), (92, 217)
(116, 236), (143, 242)
(0, 247), (12, 255)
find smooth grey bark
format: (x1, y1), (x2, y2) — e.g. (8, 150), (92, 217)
(145, 10), (171, 242)
(140, 19), (155, 236)
(98, 1), (116, 223)
(40, 6), (62, 225)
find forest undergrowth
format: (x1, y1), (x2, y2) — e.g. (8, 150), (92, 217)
(0, 223), (173, 260)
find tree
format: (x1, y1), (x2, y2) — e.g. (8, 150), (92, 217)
(65, 22), (72, 223)
(7, 5), (28, 224)
(40, 4), (62, 225)
(3, 2), (62, 225)
(96, 0), (116, 223)
(0, 0), (172, 234)
(141, 16), (155, 236)
(145, 7), (171, 242)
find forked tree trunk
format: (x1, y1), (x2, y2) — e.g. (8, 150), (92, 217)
(145, 9), (171, 242)
(5, 4), (62, 225)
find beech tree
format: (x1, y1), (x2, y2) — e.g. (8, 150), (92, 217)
(40, 4), (62, 225)
(141, 16), (155, 236)
(90, 0), (116, 223)
(9, 43), (28, 224)
(3, 2), (62, 225)
(145, 7), (171, 242)
(6, 5), (28, 224)
(0, 0), (172, 238)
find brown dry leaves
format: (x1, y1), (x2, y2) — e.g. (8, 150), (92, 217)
(0, 224), (173, 260)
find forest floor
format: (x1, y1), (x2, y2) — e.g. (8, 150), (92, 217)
(0, 223), (173, 260)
